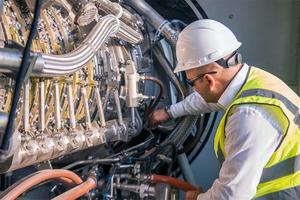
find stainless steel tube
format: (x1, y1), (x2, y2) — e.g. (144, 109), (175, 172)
(38, 80), (45, 131)
(114, 89), (123, 125)
(0, 15), (143, 77)
(23, 81), (30, 132)
(33, 15), (143, 76)
(81, 86), (91, 129)
(53, 80), (61, 130)
(67, 83), (76, 130)
(95, 86), (106, 127)
(95, 0), (140, 27)
(126, 0), (178, 46)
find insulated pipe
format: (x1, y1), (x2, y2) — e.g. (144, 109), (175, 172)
(1, 175), (79, 198)
(95, 0), (139, 27)
(52, 176), (97, 200)
(0, 15), (143, 77)
(1, 169), (83, 200)
(126, 0), (178, 46)
(152, 46), (197, 147)
(150, 174), (198, 191)
(36, 15), (142, 76)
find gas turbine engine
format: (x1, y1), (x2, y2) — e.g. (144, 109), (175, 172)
(0, 0), (209, 199)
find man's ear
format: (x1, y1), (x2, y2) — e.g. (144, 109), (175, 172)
(203, 74), (216, 91)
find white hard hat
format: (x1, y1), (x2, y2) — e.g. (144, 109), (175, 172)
(174, 19), (242, 73)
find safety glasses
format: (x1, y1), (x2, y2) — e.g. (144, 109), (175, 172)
(187, 71), (217, 87)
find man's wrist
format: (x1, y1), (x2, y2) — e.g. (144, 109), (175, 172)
(164, 105), (174, 119)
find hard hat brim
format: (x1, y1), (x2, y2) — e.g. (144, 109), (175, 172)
(173, 42), (242, 73)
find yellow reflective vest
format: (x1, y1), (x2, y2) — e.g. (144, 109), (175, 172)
(214, 66), (300, 198)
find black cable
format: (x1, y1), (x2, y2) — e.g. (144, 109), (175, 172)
(178, 114), (205, 154)
(1, 0), (42, 150)
(191, 0), (209, 19)
(189, 112), (218, 163)
(143, 76), (165, 116)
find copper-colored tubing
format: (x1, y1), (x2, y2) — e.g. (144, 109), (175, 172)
(1, 169), (83, 200)
(150, 174), (198, 191)
(52, 176), (97, 200)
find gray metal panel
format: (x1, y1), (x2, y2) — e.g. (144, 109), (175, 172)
(197, 0), (300, 92)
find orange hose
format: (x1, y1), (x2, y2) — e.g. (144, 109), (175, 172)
(52, 176), (97, 200)
(1, 169), (83, 200)
(150, 174), (198, 191)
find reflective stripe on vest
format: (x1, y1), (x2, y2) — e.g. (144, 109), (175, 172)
(213, 66), (300, 198)
(239, 89), (300, 126)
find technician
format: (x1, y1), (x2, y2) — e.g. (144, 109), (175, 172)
(149, 19), (300, 199)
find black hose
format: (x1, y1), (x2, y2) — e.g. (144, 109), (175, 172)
(1, 0), (42, 150)
(189, 112), (218, 163)
(62, 158), (121, 170)
(143, 76), (165, 116)
(178, 114), (205, 154)
(144, 47), (197, 151)
(153, 46), (187, 99)
(191, 0), (209, 19)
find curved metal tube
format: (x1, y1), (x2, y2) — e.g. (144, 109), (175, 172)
(126, 0), (178, 46)
(33, 15), (142, 76)
(0, 14), (142, 77)
(94, 0), (140, 27)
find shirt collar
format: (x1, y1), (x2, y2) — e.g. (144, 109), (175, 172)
(217, 64), (250, 109)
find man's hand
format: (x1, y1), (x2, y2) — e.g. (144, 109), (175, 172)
(148, 108), (170, 128)
(185, 190), (202, 200)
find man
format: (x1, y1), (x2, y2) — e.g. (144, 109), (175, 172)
(149, 19), (300, 199)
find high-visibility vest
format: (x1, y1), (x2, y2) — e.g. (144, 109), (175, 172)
(214, 66), (300, 199)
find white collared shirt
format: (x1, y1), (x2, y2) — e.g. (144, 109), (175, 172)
(170, 64), (282, 200)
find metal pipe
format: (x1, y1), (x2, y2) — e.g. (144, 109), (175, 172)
(24, 81), (30, 132)
(0, 48), (25, 74)
(177, 153), (196, 185)
(131, 107), (135, 128)
(53, 80), (61, 129)
(95, 86), (106, 127)
(114, 89), (123, 125)
(67, 82), (76, 130)
(38, 80), (45, 131)
(33, 15), (143, 76)
(0, 15), (143, 77)
(63, 157), (121, 170)
(126, 0), (178, 46)
(95, 0), (140, 27)
(81, 86), (91, 129)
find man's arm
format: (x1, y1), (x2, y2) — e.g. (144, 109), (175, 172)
(170, 92), (221, 118)
(148, 92), (221, 127)
(197, 105), (282, 200)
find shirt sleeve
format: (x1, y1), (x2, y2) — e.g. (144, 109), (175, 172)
(169, 92), (221, 118)
(197, 105), (282, 200)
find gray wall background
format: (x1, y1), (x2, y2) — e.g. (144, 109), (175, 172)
(191, 0), (300, 191)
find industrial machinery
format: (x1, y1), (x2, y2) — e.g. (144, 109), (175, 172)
(0, 0), (213, 199)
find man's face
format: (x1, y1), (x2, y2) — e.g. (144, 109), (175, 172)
(185, 67), (218, 103)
